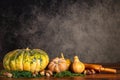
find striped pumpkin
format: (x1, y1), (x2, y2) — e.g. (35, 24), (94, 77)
(3, 48), (49, 73)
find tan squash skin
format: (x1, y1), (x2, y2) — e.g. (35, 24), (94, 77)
(48, 57), (68, 73)
(70, 56), (85, 73)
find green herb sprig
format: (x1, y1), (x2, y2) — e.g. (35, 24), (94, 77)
(11, 71), (33, 78)
(0, 70), (43, 78)
(53, 71), (85, 78)
(1, 70), (85, 78)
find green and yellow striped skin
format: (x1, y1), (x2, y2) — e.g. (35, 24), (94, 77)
(3, 48), (49, 73)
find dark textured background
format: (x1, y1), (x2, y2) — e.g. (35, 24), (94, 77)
(0, 0), (120, 63)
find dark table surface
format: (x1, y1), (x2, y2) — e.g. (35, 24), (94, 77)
(0, 63), (120, 80)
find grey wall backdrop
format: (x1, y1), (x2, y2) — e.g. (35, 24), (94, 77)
(0, 0), (120, 63)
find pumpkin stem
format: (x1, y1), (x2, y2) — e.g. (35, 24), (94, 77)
(74, 56), (80, 62)
(26, 47), (30, 50)
(61, 53), (64, 59)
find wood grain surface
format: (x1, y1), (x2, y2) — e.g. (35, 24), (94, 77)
(0, 63), (120, 80)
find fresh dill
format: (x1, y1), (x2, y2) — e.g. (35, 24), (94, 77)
(53, 71), (85, 78)
(0, 70), (85, 78)
(0, 70), (43, 78)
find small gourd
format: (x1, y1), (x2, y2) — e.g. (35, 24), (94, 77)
(48, 53), (68, 73)
(70, 56), (85, 73)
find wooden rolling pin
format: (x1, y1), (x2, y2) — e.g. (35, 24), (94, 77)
(84, 63), (117, 73)
(100, 67), (117, 73)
